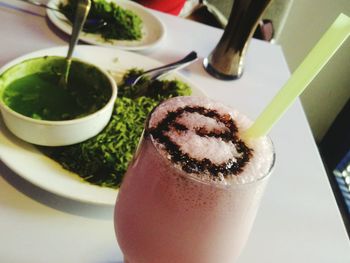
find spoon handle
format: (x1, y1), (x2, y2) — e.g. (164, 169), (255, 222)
(67, 0), (91, 60)
(143, 51), (198, 80)
(61, 0), (91, 85)
(125, 51), (198, 87)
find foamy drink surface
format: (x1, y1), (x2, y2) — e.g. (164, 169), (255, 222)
(147, 96), (274, 185)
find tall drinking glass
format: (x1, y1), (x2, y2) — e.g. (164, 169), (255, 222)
(114, 96), (275, 263)
(203, 0), (273, 80)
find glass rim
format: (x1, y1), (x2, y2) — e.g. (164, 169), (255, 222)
(144, 96), (276, 190)
(147, 133), (275, 190)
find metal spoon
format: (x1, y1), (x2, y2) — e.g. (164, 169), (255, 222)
(61, 0), (91, 86)
(16, 0), (106, 31)
(124, 51), (198, 86)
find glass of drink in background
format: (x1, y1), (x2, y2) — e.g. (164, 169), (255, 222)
(203, 0), (273, 80)
(114, 96), (275, 263)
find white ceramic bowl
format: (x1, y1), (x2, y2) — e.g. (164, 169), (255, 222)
(0, 56), (117, 146)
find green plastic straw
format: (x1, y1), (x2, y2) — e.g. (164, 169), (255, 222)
(243, 13), (350, 139)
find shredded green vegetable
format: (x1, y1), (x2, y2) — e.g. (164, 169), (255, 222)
(60, 0), (143, 41)
(39, 70), (192, 188)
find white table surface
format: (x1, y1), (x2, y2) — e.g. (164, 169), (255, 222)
(0, 1), (349, 262)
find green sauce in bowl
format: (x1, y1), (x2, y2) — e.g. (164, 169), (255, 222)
(0, 55), (117, 146)
(0, 56), (112, 121)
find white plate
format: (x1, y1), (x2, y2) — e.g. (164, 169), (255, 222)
(0, 45), (205, 206)
(47, 0), (166, 51)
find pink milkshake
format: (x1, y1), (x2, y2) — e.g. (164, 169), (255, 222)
(114, 96), (274, 263)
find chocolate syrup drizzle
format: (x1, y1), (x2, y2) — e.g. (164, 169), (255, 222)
(147, 106), (253, 178)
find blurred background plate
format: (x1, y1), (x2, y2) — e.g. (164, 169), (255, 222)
(47, 0), (166, 50)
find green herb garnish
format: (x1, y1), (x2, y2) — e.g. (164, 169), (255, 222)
(39, 70), (192, 188)
(60, 0), (143, 41)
